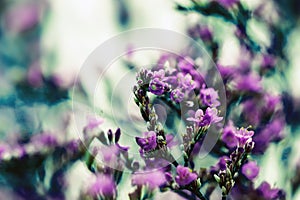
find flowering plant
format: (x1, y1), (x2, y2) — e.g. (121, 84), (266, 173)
(1, 0), (300, 199)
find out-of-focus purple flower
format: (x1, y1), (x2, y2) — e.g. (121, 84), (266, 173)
(170, 89), (184, 103)
(241, 161), (260, 180)
(153, 69), (165, 79)
(87, 175), (116, 197)
(27, 63), (43, 87)
(200, 87), (221, 107)
(149, 78), (166, 95)
(31, 132), (58, 147)
(234, 127), (254, 146)
(177, 73), (195, 92)
(4, 3), (40, 33)
(257, 181), (282, 200)
(136, 131), (157, 152)
(217, 64), (236, 81)
(178, 57), (194, 73)
(166, 134), (178, 148)
(264, 94), (281, 114)
(234, 74), (262, 93)
(132, 170), (166, 189)
(221, 121), (238, 148)
(262, 54), (276, 69)
(175, 165), (198, 186)
(85, 116), (104, 131)
(253, 118), (284, 153)
(97, 145), (119, 163)
(217, 0), (239, 8)
(188, 25), (213, 41)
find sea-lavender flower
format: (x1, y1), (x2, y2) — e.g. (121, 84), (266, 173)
(170, 89), (184, 103)
(234, 74), (262, 93)
(149, 78), (166, 95)
(200, 87), (221, 107)
(257, 181), (283, 200)
(187, 109), (204, 124)
(177, 73), (195, 92)
(136, 131), (157, 152)
(187, 107), (222, 127)
(217, 0), (239, 8)
(234, 127), (254, 146)
(175, 165), (198, 186)
(87, 175), (116, 198)
(132, 170), (166, 189)
(221, 122), (238, 148)
(85, 116), (104, 131)
(241, 161), (260, 180)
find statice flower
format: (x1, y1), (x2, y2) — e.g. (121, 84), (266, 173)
(241, 161), (260, 180)
(136, 131), (157, 152)
(257, 181), (284, 200)
(132, 170), (166, 189)
(200, 86), (221, 107)
(87, 175), (116, 198)
(217, 0), (239, 8)
(149, 78), (166, 95)
(234, 127), (254, 146)
(175, 165), (198, 186)
(188, 108), (223, 129)
(170, 88), (185, 103)
(221, 121), (238, 148)
(85, 116), (104, 131)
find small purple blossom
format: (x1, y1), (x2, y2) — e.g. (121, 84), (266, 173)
(170, 89), (184, 103)
(175, 165), (198, 186)
(187, 109), (204, 124)
(149, 78), (166, 95)
(235, 127), (254, 146)
(235, 74), (262, 93)
(87, 175), (116, 197)
(85, 116), (104, 131)
(257, 181), (282, 200)
(132, 170), (166, 189)
(200, 86), (221, 107)
(187, 108), (222, 127)
(241, 161), (260, 180)
(136, 131), (157, 152)
(221, 121), (238, 148)
(177, 73), (195, 91)
(217, 0), (239, 8)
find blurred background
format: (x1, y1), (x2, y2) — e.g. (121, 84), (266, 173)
(1, 0), (300, 199)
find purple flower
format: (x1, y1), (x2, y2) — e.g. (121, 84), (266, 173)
(153, 69), (165, 79)
(210, 156), (229, 174)
(261, 54), (276, 69)
(234, 74), (262, 93)
(132, 170), (166, 189)
(87, 175), (116, 197)
(241, 161), (260, 180)
(257, 181), (282, 200)
(221, 121), (238, 148)
(178, 73), (195, 92)
(178, 57), (194, 73)
(170, 89), (184, 103)
(31, 132), (58, 147)
(201, 107), (223, 126)
(187, 108), (222, 127)
(149, 78), (166, 95)
(217, 0), (239, 8)
(188, 25), (213, 41)
(136, 131), (157, 152)
(234, 127), (254, 146)
(187, 109), (204, 124)
(85, 116), (104, 131)
(200, 87), (221, 107)
(175, 165), (198, 186)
